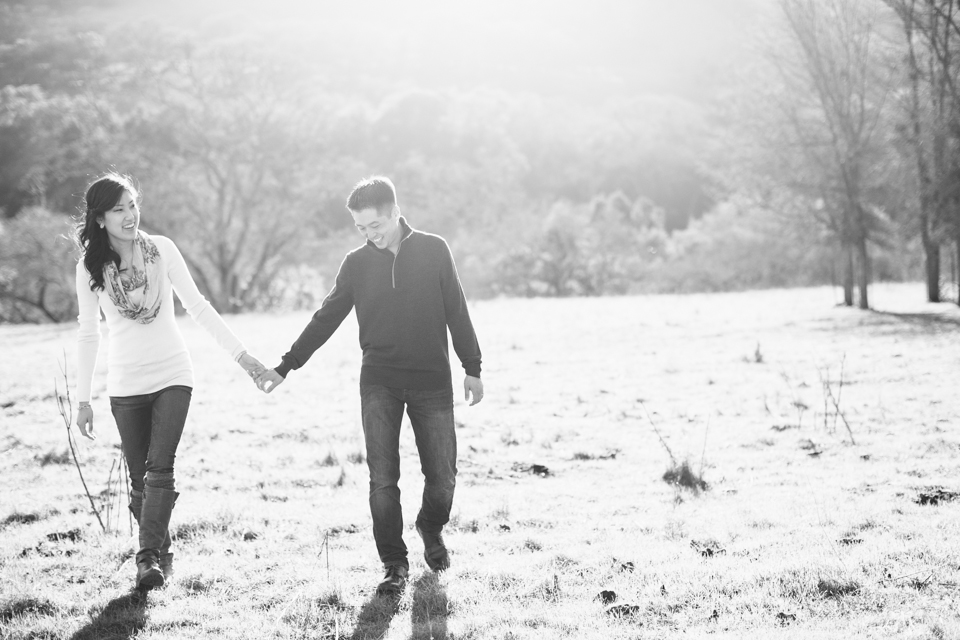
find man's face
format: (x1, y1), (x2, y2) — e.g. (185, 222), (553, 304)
(352, 205), (402, 252)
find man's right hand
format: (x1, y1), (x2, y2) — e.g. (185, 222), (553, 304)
(76, 405), (96, 440)
(255, 369), (285, 394)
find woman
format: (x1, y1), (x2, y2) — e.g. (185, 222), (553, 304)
(74, 173), (264, 591)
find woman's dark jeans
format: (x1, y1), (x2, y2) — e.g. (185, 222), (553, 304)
(110, 385), (192, 493)
(360, 384), (457, 568)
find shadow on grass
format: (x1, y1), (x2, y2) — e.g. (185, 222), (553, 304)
(69, 590), (147, 640)
(411, 572), (449, 640)
(349, 592), (399, 640)
(870, 310), (960, 334)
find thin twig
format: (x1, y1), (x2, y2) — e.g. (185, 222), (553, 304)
(640, 402), (676, 467)
(824, 355), (856, 445)
(880, 568), (936, 584)
(827, 389), (856, 444)
(108, 450), (126, 534)
(778, 366), (807, 427)
(114, 452), (124, 533)
(118, 451), (133, 535)
(105, 458), (117, 532)
(324, 531), (330, 582)
(699, 416), (711, 479)
(816, 366), (830, 432)
(56, 355), (106, 533)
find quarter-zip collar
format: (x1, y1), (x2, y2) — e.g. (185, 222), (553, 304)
(366, 217), (413, 289)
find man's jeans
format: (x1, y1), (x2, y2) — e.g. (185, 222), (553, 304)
(360, 384), (457, 568)
(110, 385), (192, 493)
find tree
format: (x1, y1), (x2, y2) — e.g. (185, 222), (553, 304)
(764, 0), (894, 309)
(125, 40), (347, 312)
(0, 85), (124, 217)
(0, 208), (77, 323)
(491, 193), (668, 297)
(885, 0), (960, 303)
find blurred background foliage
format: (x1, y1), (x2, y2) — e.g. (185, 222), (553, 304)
(0, 0), (956, 322)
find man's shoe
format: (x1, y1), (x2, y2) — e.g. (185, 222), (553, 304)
(159, 552), (174, 579)
(376, 564), (408, 597)
(417, 524), (451, 572)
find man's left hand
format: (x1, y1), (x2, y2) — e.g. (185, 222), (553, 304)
(464, 375), (483, 406)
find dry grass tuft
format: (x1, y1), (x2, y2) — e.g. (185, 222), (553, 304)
(817, 577), (861, 599)
(662, 460), (708, 493)
(0, 596), (59, 622)
(170, 513), (239, 541)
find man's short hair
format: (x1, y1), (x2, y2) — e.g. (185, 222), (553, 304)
(346, 176), (397, 214)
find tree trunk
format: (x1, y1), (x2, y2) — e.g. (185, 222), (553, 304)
(924, 236), (941, 302)
(843, 244), (854, 306)
(856, 236), (869, 310)
(955, 233), (960, 307)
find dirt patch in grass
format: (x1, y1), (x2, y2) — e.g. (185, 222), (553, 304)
(915, 488), (960, 506)
(1, 511), (43, 528)
(46, 527), (82, 543)
(35, 449), (71, 466)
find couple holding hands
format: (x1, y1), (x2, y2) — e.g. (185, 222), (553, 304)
(74, 174), (483, 596)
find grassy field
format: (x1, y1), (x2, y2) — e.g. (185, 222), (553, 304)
(1, 283), (959, 639)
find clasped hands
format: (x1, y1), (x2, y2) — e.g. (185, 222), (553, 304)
(242, 354), (483, 401)
(237, 352), (283, 393)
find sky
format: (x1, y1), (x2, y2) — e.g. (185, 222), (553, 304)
(74, 0), (769, 104)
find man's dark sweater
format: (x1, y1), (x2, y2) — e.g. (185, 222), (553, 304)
(275, 219), (481, 390)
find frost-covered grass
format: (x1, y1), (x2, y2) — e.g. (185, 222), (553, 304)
(1, 283), (959, 639)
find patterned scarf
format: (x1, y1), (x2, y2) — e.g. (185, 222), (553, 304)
(102, 231), (163, 324)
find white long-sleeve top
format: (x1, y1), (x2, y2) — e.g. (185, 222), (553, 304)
(75, 234), (245, 402)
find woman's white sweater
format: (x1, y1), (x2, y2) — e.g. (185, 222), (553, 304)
(76, 235), (245, 402)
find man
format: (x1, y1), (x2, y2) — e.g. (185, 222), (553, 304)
(255, 176), (483, 597)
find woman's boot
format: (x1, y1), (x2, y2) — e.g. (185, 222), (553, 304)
(136, 486), (179, 590)
(129, 490), (176, 580)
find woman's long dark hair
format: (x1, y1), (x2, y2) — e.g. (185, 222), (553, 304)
(75, 174), (138, 291)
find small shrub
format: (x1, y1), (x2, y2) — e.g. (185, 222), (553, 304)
(523, 539), (543, 552)
(448, 513), (480, 533)
(662, 460), (708, 493)
(490, 505), (510, 520)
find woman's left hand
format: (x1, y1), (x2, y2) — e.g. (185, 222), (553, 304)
(76, 405), (96, 440)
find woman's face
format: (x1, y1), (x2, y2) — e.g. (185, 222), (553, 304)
(99, 190), (140, 248)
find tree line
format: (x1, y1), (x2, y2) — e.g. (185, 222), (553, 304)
(0, 0), (957, 322)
